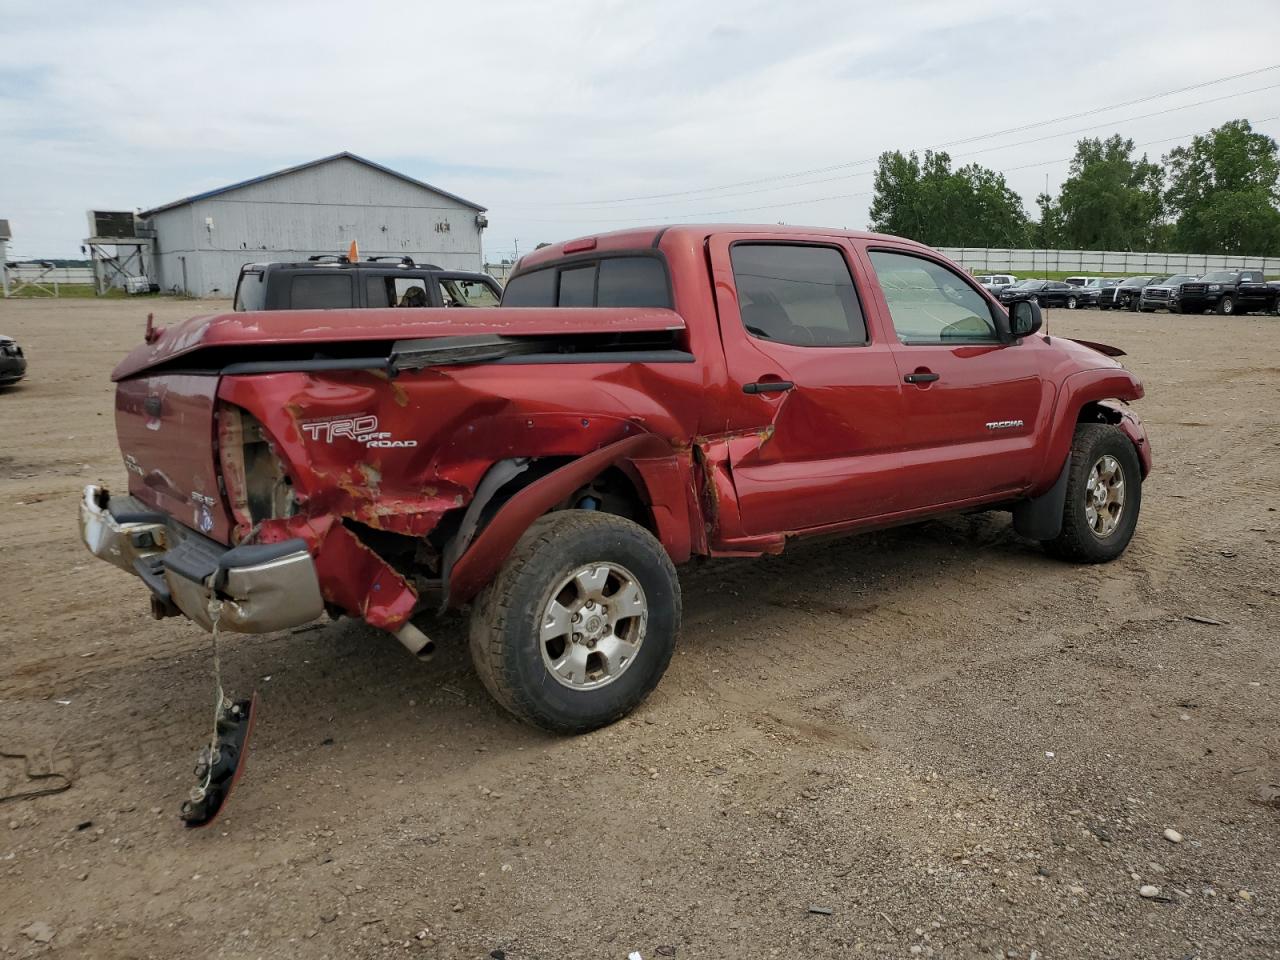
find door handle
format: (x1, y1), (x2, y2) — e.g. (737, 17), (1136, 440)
(903, 372), (940, 384)
(743, 379), (794, 395)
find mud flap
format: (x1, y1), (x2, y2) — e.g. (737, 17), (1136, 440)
(1012, 457), (1071, 541)
(179, 694), (259, 829)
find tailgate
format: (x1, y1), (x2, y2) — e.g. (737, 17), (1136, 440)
(115, 373), (235, 543)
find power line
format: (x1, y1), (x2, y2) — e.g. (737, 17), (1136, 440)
(508, 62), (1280, 208)
(510, 82), (1280, 213)
(504, 117), (1280, 226)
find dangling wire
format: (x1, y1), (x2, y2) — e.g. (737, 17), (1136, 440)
(202, 598), (229, 794)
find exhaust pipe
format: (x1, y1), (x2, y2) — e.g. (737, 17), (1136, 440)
(395, 622), (436, 661)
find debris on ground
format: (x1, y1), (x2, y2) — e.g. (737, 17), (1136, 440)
(21, 921), (54, 944)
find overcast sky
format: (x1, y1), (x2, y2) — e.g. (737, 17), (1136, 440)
(2, 0), (1278, 261)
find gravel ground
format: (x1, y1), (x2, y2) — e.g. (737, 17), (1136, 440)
(0, 297), (1277, 960)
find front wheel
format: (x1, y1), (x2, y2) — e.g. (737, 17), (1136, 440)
(1041, 423), (1142, 563)
(469, 511), (681, 733)
(1217, 296), (1234, 315)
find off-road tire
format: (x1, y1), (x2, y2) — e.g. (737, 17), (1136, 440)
(1042, 423), (1142, 563)
(469, 511), (680, 734)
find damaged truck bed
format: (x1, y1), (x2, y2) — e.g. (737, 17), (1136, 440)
(81, 224), (1151, 823)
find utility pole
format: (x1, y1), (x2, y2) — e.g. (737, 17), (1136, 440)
(513, 239), (519, 263)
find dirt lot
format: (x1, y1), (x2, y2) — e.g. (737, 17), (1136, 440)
(1, 296), (1277, 960)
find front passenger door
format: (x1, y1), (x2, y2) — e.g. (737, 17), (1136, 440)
(860, 246), (1048, 512)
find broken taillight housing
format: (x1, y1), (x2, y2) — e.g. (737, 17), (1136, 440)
(217, 404), (297, 540)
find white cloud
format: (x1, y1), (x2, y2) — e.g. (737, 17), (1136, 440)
(0, 0), (1276, 259)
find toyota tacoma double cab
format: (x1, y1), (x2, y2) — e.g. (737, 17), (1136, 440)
(81, 225), (1150, 820)
(1170, 269), (1275, 315)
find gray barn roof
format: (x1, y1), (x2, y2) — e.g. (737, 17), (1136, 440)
(140, 151), (486, 216)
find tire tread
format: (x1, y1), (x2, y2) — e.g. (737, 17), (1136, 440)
(468, 511), (680, 733)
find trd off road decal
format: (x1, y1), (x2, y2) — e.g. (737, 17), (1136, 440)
(301, 415), (418, 448)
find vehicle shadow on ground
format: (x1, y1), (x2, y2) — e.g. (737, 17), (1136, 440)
(45, 509), (1060, 801)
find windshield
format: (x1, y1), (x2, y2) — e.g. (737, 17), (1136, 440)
(1200, 271), (1235, 282)
(1119, 277), (1150, 288)
(1157, 275), (1195, 285)
(1011, 280), (1042, 289)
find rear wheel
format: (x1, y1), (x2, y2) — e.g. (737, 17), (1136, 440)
(1066, 296), (1078, 310)
(469, 511), (680, 733)
(1042, 423), (1142, 563)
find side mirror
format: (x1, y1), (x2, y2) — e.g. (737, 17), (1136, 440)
(1010, 299), (1043, 339)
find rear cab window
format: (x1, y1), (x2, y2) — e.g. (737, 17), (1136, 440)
(501, 254), (672, 309)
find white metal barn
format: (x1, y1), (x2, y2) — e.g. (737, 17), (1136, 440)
(140, 152), (488, 298)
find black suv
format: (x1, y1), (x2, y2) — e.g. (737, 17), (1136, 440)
(233, 256), (502, 312)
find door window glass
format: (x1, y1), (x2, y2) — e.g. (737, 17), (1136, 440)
(439, 278), (500, 307)
(289, 274), (354, 309)
(868, 251), (998, 344)
(729, 244), (867, 347)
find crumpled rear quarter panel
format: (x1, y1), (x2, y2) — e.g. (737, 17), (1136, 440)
(216, 359), (707, 624)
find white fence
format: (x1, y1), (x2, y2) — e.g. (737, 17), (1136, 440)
(6, 266), (95, 284)
(937, 247), (1280, 277)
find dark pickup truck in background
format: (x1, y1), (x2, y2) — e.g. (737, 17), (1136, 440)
(233, 255), (502, 311)
(1171, 270), (1276, 315)
(1098, 276), (1160, 311)
(1138, 274), (1199, 313)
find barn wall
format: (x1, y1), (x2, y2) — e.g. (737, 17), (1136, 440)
(149, 156), (484, 297)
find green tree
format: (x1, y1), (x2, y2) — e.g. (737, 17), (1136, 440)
(1164, 119), (1280, 254)
(1031, 192), (1063, 248)
(869, 150), (1028, 247)
(1056, 135), (1164, 250)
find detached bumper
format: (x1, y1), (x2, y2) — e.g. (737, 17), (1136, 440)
(79, 485), (324, 633)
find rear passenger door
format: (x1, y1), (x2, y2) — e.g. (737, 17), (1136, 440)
(859, 245), (1047, 511)
(709, 233), (907, 534)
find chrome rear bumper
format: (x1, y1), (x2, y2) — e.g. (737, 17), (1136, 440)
(79, 485), (324, 633)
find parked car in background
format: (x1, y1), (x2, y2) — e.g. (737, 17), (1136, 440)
(976, 274), (1017, 294)
(998, 279), (1085, 308)
(0, 335), (27, 387)
(1097, 276), (1160, 311)
(1076, 278), (1118, 308)
(1138, 274), (1199, 313)
(1170, 270), (1276, 315)
(233, 255), (503, 312)
(1270, 281), (1280, 314)
(1065, 276), (1105, 288)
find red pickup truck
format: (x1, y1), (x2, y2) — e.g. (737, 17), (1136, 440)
(83, 224), (1150, 745)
